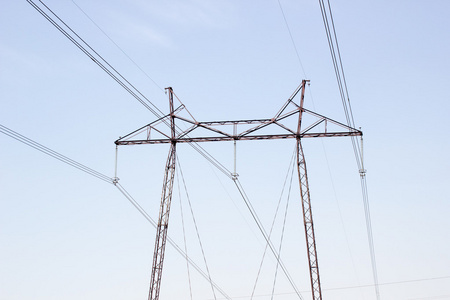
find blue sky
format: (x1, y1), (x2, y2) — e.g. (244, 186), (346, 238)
(1, 1), (450, 299)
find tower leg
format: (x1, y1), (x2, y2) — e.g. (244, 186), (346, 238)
(297, 139), (322, 300)
(148, 142), (176, 300)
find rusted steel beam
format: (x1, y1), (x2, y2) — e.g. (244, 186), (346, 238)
(115, 131), (362, 145)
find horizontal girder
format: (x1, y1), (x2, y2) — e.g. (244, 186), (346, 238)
(115, 131), (362, 145)
(116, 131), (361, 145)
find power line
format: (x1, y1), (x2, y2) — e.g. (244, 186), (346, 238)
(0, 124), (113, 184)
(175, 167), (194, 300)
(177, 158), (218, 300)
(318, 1), (380, 299)
(250, 147), (296, 299)
(115, 182), (231, 300)
(233, 178), (304, 300)
(70, 0), (165, 93)
(407, 294), (450, 300)
(0, 123), (232, 300)
(209, 275), (450, 300)
(270, 155), (295, 300)
(318, 0), (362, 165)
(275, 1), (365, 294)
(27, 0), (164, 117)
(27, 0), (233, 179)
(275, 1), (367, 297)
(29, 0), (219, 175)
(276, 0), (307, 78)
(24, 2), (375, 299)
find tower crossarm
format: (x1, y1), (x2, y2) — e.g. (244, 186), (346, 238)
(115, 130), (361, 145)
(115, 94), (362, 146)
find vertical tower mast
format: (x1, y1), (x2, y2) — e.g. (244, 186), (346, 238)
(297, 142), (322, 300)
(296, 80), (322, 299)
(148, 88), (177, 300)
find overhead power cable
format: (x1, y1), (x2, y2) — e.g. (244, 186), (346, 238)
(0, 124), (113, 184)
(175, 169), (194, 300)
(250, 147), (296, 299)
(276, 1), (363, 293)
(27, 0), (233, 181)
(208, 276), (450, 300)
(218, 274), (450, 299)
(0, 123), (231, 300)
(276, 0), (307, 78)
(270, 154), (295, 300)
(25, 2), (363, 299)
(233, 178), (304, 300)
(27, 0), (164, 117)
(70, 0), (165, 93)
(318, 1), (380, 299)
(318, 0), (361, 167)
(177, 158), (218, 300)
(115, 183), (231, 300)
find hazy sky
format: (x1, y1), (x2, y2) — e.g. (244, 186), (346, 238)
(1, 1), (450, 300)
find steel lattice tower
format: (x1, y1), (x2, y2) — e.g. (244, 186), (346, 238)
(115, 80), (362, 300)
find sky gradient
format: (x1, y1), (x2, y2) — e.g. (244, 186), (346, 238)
(1, 1), (450, 299)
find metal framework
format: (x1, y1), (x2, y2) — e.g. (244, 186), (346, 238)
(115, 80), (362, 300)
(147, 88), (177, 300)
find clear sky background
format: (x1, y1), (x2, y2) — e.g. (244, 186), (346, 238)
(1, 1), (449, 300)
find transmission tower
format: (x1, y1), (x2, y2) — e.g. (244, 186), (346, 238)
(115, 80), (362, 300)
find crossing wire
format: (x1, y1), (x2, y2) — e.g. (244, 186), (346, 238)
(24, 2), (358, 298)
(276, 0), (307, 78)
(27, 0), (234, 181)
(176, 168), (194, 300)
(233, 177), (304, 300)
(0, 123), (232, 300)
(27, 0), (163, 118)
(0, 124), (113, 184)
(115, 182), (231, 300)
(25, 2), (301, 297)
(70, 0), (165, 93)
(270, 153), (296, 300)
(177, 157), (218, 300)
(276, 0), (364, 296)
(250, 147), (296, 299)
(218, 275), (450, 299)
(318, 0), (380, 299)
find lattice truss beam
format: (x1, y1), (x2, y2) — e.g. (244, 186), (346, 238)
(115, 83), (362, 147)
